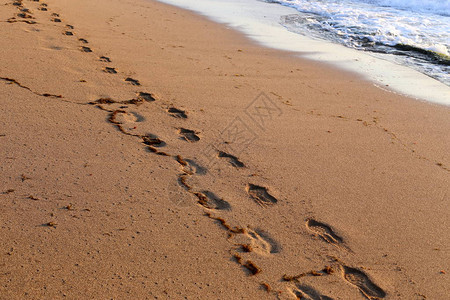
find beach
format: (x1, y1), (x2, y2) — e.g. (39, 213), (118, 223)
(0, 0), (449, 299)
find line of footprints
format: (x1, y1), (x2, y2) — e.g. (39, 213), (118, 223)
(4, 1), (387, 299)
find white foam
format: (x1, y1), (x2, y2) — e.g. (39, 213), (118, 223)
(274, 0), (450, 56)
(156, 0), (450, 106)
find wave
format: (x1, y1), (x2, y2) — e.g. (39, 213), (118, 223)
(360, 0), (450, 16)
(267, 0), (449, 85)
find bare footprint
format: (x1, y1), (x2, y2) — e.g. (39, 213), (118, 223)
(176, 156), (207, 175)
(99, 56), (111, 62)
(80, 46), (92, 53)
(18, 12), (33, 19)
(341, 266), (386, 299)
(137, 92), (155, 102)
(218, 151), (245, 168)
(142, 134), (166, 147)
(289, 284), (334, 300)
(103, 67), (117, 74)
(306, 219), (343, 246)
(184, 159), (207, 175)
(195, 191), (230, 210)
(114, 111), (145, 124)
(7, 18), (37, 24)
(243, 228), (280, 255)
(246, 184), (277, 207)
(125, 77), (140, 86)
(178, 128), (200, 142)
(168, 107), (187, 118)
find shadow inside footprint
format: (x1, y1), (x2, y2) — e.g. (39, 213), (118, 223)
(291, 284), (334, 300)
(195, 191), (231, 210)
(78, 38), (88, 44)
(18, 13), (33, 19)
(99, 56), (111, 62)
(184, 159), (207, 175)
(306, 219), (343, 246)
(130, 112), (145, 122)
(103, 67), (117, 74)
(247, 184), (278, 207)
(251, 228), (281, 254)
(137, 92), (156, 102)
(81, 46), (92, 53)
(178, 128), (200, 142)
(125, 77), (140, 86)
(341, 266), (386, 299)
(218, 151), (245, 168)
(168, 107), (187, 119)
(142, 134), (166, 148)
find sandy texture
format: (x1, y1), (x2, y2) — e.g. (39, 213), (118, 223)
(1, 0), (449, 299)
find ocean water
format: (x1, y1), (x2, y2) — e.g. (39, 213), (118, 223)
(156, 0), (450, 105)
(270, 0), (450, 86)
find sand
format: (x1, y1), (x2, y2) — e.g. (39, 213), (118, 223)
(0, 0), (449, 299)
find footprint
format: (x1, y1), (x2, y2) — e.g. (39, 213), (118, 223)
(78, 38), (88, 44)
(66, 25), (74, 29)
(195, 191), (231, 210)
(113, 111), (145, 124)
(137, 92), (155, 102)
(127, 112), (145, 123)
(51, 17), (61, 22)
(63, 31), (73, 36)
(99, 56), (111, 62)
(125, 77), (140, 86)
(184, 159), (207, 175)
(218, 151), (245, 168)
(142, 134), (166, 147)
(244, 228), (280, 255)
(178, 128), (200, 142)
(246, 184), (277, 207)
(176, 156), (207, 175)
(38, 7), (48, 11)
(341, 266), (386, 299)
(18, 13), (33, 19)
(306, 219), (343, 246)
(289, 284), (334, 300)
(7, 18), (37, 24)
(168, 107), (187, 118)
(80, 46), (92, 53)
(103, 67), (117, 74)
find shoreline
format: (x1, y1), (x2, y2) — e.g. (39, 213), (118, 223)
(158, 0), (450, 106)
(1, 0), (449, 299)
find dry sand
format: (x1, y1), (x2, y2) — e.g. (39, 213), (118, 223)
(0, 0), (449, 299)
